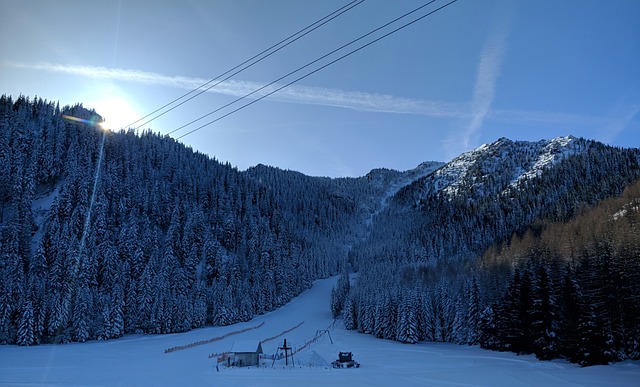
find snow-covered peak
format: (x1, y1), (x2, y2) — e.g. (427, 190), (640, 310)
(432, 141), (495, 196)
(509, 135), (579, 187)
(423, 136), (586, 198)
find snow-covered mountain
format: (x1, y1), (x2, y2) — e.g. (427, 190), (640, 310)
(367, 134), (640, 265)
(398, 136), (589, 202)
(346, 139), (640, 366)
(2, 95), (640, 368)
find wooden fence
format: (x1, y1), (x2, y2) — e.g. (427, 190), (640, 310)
(164, 322), (265, 354)
(208, 321), (305, 362)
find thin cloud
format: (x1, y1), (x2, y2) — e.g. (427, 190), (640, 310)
(443, 22), (508, 160)
(274, 84), (466, 117)
(595, 85), (640, 143)
(463, 16), (510, 150)
(7, 62), (467, 118)
(9, 62), (207, 89)
(598, 103), (640, 143)
(6, 61), (614, 132)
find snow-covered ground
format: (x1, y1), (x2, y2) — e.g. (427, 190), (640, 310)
(1, 276), (638, 386)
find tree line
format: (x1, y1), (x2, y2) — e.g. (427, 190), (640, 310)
(0, 95), (369, 345)
(479, 180), (640, 365)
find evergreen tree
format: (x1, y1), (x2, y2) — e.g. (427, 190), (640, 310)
(330, 270), (350, 318)
(396, 291), (418, 343)
(557, 268), (581, 362)
(530, 261), (559, 360)
(343, 295), (356, 330)
(464, 275), (482, 345)
(574, 252), (617, 366)
(17, 299), (35, 346)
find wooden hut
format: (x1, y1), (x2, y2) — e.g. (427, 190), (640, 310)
(230, 340), (263, 367)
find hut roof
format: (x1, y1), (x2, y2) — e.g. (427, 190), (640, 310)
(231, 340), (263, 354)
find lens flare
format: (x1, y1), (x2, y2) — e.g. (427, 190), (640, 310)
(61, 114), (104, 127)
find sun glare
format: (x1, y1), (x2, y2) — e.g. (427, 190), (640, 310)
(90, 97), (141, 131)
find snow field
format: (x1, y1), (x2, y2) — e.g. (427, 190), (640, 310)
(1, 276), (639, 386)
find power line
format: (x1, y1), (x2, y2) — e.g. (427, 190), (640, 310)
(171, 0), (438, 135)
(177, 0), (458, 140)
(125, 0), (365, 130)
(173, 0), (458, 139)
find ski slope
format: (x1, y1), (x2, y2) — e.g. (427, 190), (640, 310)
(1, 276), (638, 386)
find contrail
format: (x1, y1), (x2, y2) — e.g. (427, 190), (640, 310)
(7, 61), (613, 129)
(463, 13), (510, 150)
(8, 62), (467, 117)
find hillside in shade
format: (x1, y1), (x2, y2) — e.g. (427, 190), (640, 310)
(1, 95), (639, 366)
(0, 95), (368, 344)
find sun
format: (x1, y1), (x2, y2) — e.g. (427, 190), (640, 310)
(90, 96), (141, 131)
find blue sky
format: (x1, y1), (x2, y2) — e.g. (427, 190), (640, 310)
(1, 0), (639, 177)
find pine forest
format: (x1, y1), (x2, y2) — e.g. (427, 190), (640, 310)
(1, 95), (639, 367)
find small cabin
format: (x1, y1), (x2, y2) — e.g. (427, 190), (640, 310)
(230, 340), (263, 367)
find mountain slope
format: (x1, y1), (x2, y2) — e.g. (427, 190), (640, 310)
(0, 96), (367, 345)
(0, 95), (436, 346)
(396, 136), (588, 203)
(2, 94), (639, 361)
(477, 179), (640, 365)
(356, 135), (639, 269)
(344, 136), (640, 363)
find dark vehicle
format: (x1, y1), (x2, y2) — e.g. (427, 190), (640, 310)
(331, 351), (360, 368)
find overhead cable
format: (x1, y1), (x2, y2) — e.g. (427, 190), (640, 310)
(125, 0), (365, 130)
(173, 0), (458, 139)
